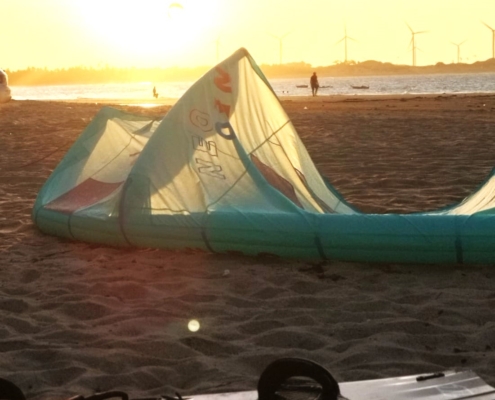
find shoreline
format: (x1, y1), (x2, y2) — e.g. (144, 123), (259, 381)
(281, 92), (495, 103)
(7, 91), (495, 106)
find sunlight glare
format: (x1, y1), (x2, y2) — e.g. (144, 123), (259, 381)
(74, 0), (219, 64)
(168, 3), (184, 20)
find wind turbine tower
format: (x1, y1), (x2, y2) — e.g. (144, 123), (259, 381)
(336, 25), (357, 63)
(451, 40), (467, 63)
(267, 31), (293, 65)
(482, 21), (495, 58)
(407, 23), (428, 66)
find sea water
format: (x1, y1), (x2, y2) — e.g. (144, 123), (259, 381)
(9, 72), (495, 101)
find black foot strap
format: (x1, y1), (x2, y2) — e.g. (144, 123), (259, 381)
(0, 377), (26, 400)
(257, 358), (340, 400)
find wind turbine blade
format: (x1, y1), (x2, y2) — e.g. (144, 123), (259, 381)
(405, 22), (413, 32)
(335, 37), (345, 45)
(266, 32), (279, 40)
(348, 36), (358, 42)
(415, 30), (429, 35)
(482, 21), (494, 31)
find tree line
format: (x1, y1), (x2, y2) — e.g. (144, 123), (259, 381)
(6, 59), (495, 86)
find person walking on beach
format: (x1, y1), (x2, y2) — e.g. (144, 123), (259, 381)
(310, 72), (319, 96)
(152, 86), (159, 99)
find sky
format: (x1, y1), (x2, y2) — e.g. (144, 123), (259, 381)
(1, 0), (495, 71)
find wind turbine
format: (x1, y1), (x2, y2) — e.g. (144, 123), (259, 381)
(335, 25), (357, 63)
(450, 40), (467, 63)
(266, 31), (294, 65)
(482, 21), (495, 58)
(267, 31), (293, 65)
(406, 23), (428, 66)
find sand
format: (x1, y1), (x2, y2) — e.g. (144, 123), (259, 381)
(1, 94), (495, 399)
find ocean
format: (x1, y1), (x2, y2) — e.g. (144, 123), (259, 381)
(9, 72), (495, 102)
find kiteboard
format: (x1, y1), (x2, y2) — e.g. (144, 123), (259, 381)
(1, 358), (494, 400)
(194, 369), (495, 400)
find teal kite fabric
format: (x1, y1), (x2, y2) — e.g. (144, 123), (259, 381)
(33, 48), (495, 264)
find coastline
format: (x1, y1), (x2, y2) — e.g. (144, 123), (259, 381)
(9, 90), (494, 107)
(64, 96), (180, 106)
(279, 92), (495, 102)
(1, 94), (495, 399)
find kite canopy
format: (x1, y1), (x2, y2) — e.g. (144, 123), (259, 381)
(33, 48), (495, 264)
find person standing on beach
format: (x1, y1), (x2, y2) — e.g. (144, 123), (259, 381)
(310, 72), (319, 96)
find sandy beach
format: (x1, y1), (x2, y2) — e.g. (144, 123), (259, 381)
(1, 94), (495, 399)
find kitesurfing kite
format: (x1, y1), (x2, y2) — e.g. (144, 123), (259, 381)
(32, 48), (495, 264)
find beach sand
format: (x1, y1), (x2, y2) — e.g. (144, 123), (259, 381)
(1, 94), (495, 399)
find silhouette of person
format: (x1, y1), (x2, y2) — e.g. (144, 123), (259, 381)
(152, 86), (159, 99)
(310, 72), (319, 96)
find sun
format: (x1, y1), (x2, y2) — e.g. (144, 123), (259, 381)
(74, 0), (219, 65)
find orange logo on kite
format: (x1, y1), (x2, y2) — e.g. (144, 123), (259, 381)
(214, 66), (232, 93)
(215, 99), (231, 116)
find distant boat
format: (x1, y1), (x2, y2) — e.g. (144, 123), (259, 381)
(0, 69), (12, 103)
(351, 85), (369, 89)
(296, 85), (308, 88)
(319, 85), (332, 89)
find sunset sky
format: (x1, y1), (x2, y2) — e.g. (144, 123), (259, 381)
(1, 0), (495, 71)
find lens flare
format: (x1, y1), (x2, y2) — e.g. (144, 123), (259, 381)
(188, 319), (200, 332)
